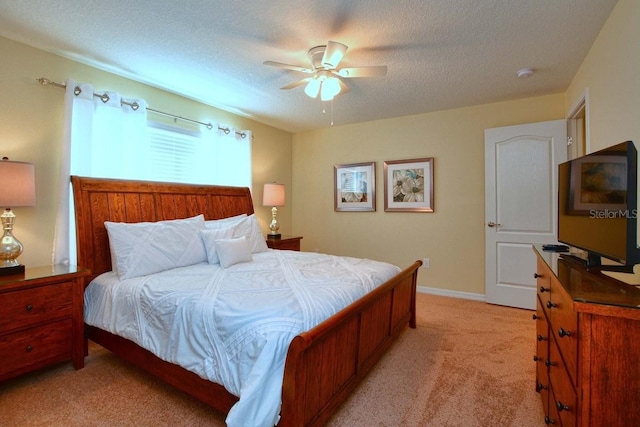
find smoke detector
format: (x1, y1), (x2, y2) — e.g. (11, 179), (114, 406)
(516, 68), (535, 78)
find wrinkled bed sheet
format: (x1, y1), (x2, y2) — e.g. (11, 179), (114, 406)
(85, 249), (401, 426)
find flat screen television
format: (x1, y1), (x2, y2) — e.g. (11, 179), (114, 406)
(557, 140), (640, 273)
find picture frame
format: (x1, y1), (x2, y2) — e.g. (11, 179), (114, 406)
(384, 157), (434, 212)
(567, 154), (627, 215)
(334, 162), (376, 212)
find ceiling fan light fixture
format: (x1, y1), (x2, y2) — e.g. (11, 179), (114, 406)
(304, 77), (321, 98)
(320, 77), (341, 101)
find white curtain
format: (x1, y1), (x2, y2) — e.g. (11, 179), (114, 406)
(52, 79), (148, 265)
(51, 80), (252, 266)
(202, 125), (252, 188)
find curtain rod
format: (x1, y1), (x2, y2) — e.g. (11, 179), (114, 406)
(36, 78), (250, 139)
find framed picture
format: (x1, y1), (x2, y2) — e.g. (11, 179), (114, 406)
(568, 154), (627, 215)
(384, 158), (434, 212)
(334, 162), (376, 212)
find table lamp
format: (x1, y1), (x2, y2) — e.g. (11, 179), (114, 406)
(263, 183), (285, 239)
(0, 158), (36, 275)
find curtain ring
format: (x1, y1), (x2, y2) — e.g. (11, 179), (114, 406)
(100, 93), (110, 103)
(74, 86), (82, 96)
(130, 101), (139, 111)
(206, 123), (213, 130)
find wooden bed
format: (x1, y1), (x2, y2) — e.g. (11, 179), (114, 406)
(71, 175), (421, 427)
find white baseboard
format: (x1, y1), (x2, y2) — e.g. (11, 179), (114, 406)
(417, 285), (485, 302)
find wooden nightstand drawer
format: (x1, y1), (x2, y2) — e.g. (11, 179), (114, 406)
(0, 281), (73, 332)
(266, 235), (302, 251)
(0, 265), (90, 381)
(0, 319), (73, 380)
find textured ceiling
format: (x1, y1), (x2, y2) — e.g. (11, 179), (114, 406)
(0, 0), (618, 132)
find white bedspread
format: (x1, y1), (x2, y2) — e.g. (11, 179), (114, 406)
(84, 249), (401, 427)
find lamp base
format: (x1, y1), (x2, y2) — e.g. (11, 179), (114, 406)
(0, 264), (25, 276)
(267, 233), (281, 239)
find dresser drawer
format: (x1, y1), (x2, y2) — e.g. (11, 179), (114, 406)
(536, 258), (552, 313)
(0, 281), (73, 332)
(534, 297), (550, 415)
(548, 336), (577, 427)
(548, 278), (578, 387)
(0, 319), (72, 378)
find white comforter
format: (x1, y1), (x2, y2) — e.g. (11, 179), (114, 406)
(84, 249), (401, 426)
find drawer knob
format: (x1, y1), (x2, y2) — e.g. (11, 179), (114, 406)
(534, 273), (542, 278)
(558, 328), (572, 338)
(26, 345), (33, 352)
(539, 286), (550, 293)
(537, 334), (548, 342)
(556, 401), (570, 412)
(545, 416), (557, 424)
(533, 355), (541, 362)
(546, 301), (557, 309)
(26, 304), (33, 312)
(545, 359), (557, 367)
(532, 314), (539, 320)
(536, 382), (548, 392)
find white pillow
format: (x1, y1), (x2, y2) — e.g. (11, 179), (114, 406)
(240, 214), (269, 253)
(205, 213), (247, 229)
(200, 214), (268, 264)
(215, 236), (253, 268)
(200, 227), (236, 264)
(105, 215), (207, 280)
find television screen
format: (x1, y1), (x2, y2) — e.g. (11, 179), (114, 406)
(557, 140), (639, 271)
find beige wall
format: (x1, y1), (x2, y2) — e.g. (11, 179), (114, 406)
(565, 0), (640, 281)
(292, 95), (565, 294)
(566, 0), (639, 151)
(0, 36), (293, 268)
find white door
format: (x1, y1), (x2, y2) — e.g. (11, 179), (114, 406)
(485, 120), (567, 309)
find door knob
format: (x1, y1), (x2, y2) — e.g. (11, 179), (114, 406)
(487, 221), (501, 228)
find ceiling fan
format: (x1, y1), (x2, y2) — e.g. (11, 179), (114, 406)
(264, 41), (387, 101)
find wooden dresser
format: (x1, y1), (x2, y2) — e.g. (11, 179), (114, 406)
(0, 265), (90, 382)
(533, 245), (640, 426)
(266, 235), (302, 251)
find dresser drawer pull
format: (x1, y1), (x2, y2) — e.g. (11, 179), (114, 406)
(544, 416), (557, 424)
(556, 401), (570, 412)
(532, 314), (539, 320)
(534, 273), (542, 278)
(539, 285), (550, 293)
(536, 382), (548, 392)
(26, 345), (33, 352)
(533, 355), (542, 362)
(545, 359), (556, 367)
(537, 334), (548, 342)
(26, 304), (33, 312)
(546, 301), (557, 309)
(558, 328), (572, 338)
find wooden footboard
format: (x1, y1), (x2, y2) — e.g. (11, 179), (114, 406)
(280, 260), (421, 427)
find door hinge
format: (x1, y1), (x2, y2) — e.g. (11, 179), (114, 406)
(567, 136), (573, 146)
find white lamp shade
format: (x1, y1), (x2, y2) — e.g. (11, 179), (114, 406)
(0, 160), (36, 207)
(263, 183), (285, 207)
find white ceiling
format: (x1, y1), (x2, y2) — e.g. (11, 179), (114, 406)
(0, 0), (618, 133)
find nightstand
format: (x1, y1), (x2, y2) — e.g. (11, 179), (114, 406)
(266, 235), (303, 251)
(0, 265), (90, 382)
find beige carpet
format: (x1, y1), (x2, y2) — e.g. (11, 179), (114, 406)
(0, 293), (544, 426)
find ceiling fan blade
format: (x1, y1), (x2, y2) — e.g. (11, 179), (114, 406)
(337, 78), (350, 95)
(280, 78), (311, 90)
(321, 41), (348, 69)
(263, 61), (314, 74)
(337, 65), (387, 78)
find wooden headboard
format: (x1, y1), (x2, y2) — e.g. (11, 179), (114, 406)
(71, 176), (255, 283)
